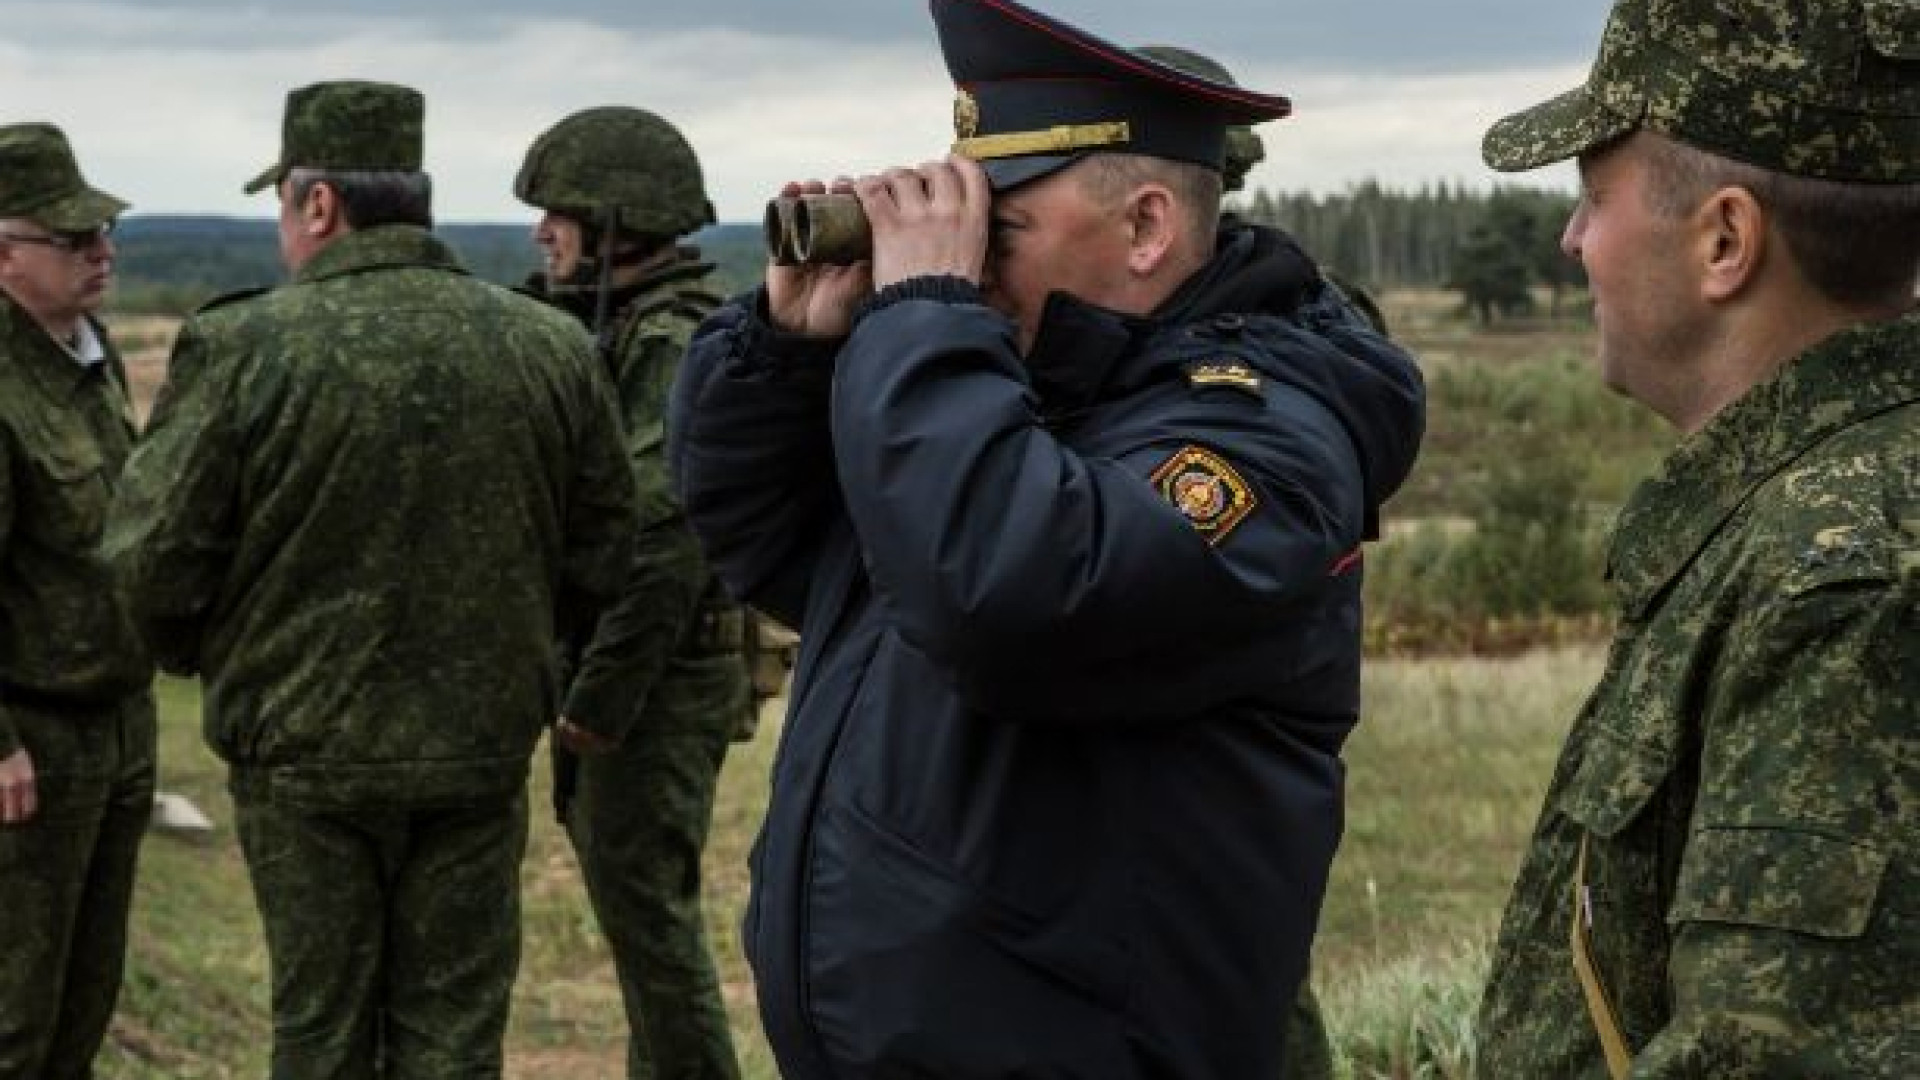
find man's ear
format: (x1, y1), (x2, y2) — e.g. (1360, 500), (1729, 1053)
(303, 180), (345, 239)
(1697, 185), (1766, 303)
(1126, 184), (1180, 276)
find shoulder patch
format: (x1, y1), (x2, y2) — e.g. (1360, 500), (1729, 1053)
(1186, 359), (1264, 397)
(192, 285), (271, 315)
(1150, 445), (1258, 545)
(1784, 523), (1897, 595)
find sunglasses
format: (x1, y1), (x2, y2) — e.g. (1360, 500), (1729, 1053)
(1, 220), (117, 254)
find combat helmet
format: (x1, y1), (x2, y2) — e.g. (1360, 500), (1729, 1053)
(514, 106), (716, 239)
(1134, 45), (1267, 192)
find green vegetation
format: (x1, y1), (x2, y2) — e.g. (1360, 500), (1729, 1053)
(1359, 293), (1672, 652)
(1238, 182), (1580, 302)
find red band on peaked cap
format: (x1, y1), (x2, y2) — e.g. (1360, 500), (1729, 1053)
(930, 0), (1292, 123)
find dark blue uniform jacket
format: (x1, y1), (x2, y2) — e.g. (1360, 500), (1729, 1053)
(668, 224), (1425, 1080)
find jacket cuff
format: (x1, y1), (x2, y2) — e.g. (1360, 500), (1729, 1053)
(0, 710), (19, 760)
(743, 288), (849, 371)
(561, 683), (636, 747)
(857, 275), (985, 323)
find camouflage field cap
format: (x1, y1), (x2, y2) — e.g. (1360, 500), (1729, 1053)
(244, 79), (426, 194)
(0, 123), (128, 230)
(1135, 45), (1268, 192)
(1484, 0), (1920, 182)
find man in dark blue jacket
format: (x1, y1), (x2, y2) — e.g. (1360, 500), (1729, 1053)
(669, 1), (1424, 1077)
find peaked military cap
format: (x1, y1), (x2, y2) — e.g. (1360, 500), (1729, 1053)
(1484, 0), (1920, 183)
(0, 123), (128, 230)
(1135, 45), (1267, 193)
(245, 79), (426, 194)
(931, 0), (1291, 190)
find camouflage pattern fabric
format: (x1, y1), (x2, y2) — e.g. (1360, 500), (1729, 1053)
(103, 223), (637, 1077)
(0, 123), (127, 231)
(0, 694), (155, 1079)
(234, 791), (528, 1079)
(1477, 312), (1920, 1076)
(0, 291), (155, 1077)
(245, 80), (426, 194)
(0, 297), (152, 759)
(1483, 0), (1920, 182)
(105, 224), (636, 806)
(536, 249), (746, 1080)
(515, 108), (716, 239)
(569, 724), (737, 1080)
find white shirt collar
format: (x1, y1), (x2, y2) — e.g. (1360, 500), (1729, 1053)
(66, 319), (106, 368)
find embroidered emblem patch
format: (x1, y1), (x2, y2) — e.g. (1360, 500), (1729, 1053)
(953, 90), (981, 139)
(1186, 361), (1263, 395)
(1150, 446), (1257, 545)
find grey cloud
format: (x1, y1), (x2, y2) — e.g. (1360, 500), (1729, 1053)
(92, 1), (1610, 75)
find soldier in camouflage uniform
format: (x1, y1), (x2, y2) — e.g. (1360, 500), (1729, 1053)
(103, 82), (638, 1079)
(1474, 1), (1919, 1075)
(514, 106), (747, 1080)
(0, 122), (155, 1080)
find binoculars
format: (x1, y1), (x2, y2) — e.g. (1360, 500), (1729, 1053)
(764, 194), (871, 266)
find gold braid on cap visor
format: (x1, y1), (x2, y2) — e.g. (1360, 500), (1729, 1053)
(952, 121), (1132, 160)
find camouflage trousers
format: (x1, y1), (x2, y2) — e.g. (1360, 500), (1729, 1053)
(563, 723), (739, 1080)
(0, 690), (155, 1080)
(232, 789), (528, 1080)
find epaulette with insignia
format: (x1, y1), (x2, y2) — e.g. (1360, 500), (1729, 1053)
(1186, 359), (1264, 398)
(192, 286), (271, 315)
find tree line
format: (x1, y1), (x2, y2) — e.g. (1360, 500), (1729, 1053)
(1235, 181), (1584, 324)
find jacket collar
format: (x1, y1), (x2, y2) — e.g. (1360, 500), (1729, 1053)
(1607, 310), (1920, 617)
(1, 292), (117, 401)
(293, 223), (466, 286)
(1021, 289), (1146, 410)
(1021, 223), (1319, 411)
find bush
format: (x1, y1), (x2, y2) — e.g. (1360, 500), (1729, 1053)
(1367, 445), (1612, 653)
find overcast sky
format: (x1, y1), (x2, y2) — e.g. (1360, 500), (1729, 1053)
(2, 0), (1603, 224)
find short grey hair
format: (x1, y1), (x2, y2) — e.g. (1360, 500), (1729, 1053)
(1073, 153), (1223, 260)
(1641, 134), (1920, 307)
(287, 166), (433, 231)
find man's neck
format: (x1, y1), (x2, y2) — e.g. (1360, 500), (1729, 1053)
(28, 310), (83, 352)
(1674, 289), (1896, 435)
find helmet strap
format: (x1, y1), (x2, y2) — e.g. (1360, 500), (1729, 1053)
(590, 208), (618, 351)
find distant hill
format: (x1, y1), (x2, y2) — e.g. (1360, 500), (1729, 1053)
(109, 215), (766, 314)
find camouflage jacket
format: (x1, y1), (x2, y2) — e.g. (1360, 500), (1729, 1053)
(533, 250), (747, 743)
(104, 225), (637, 806)
(1478, 310), (1919, 1077)
(0, 296), (151, 757)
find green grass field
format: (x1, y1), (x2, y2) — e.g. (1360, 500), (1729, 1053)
(98, 646), (1595, 1079)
